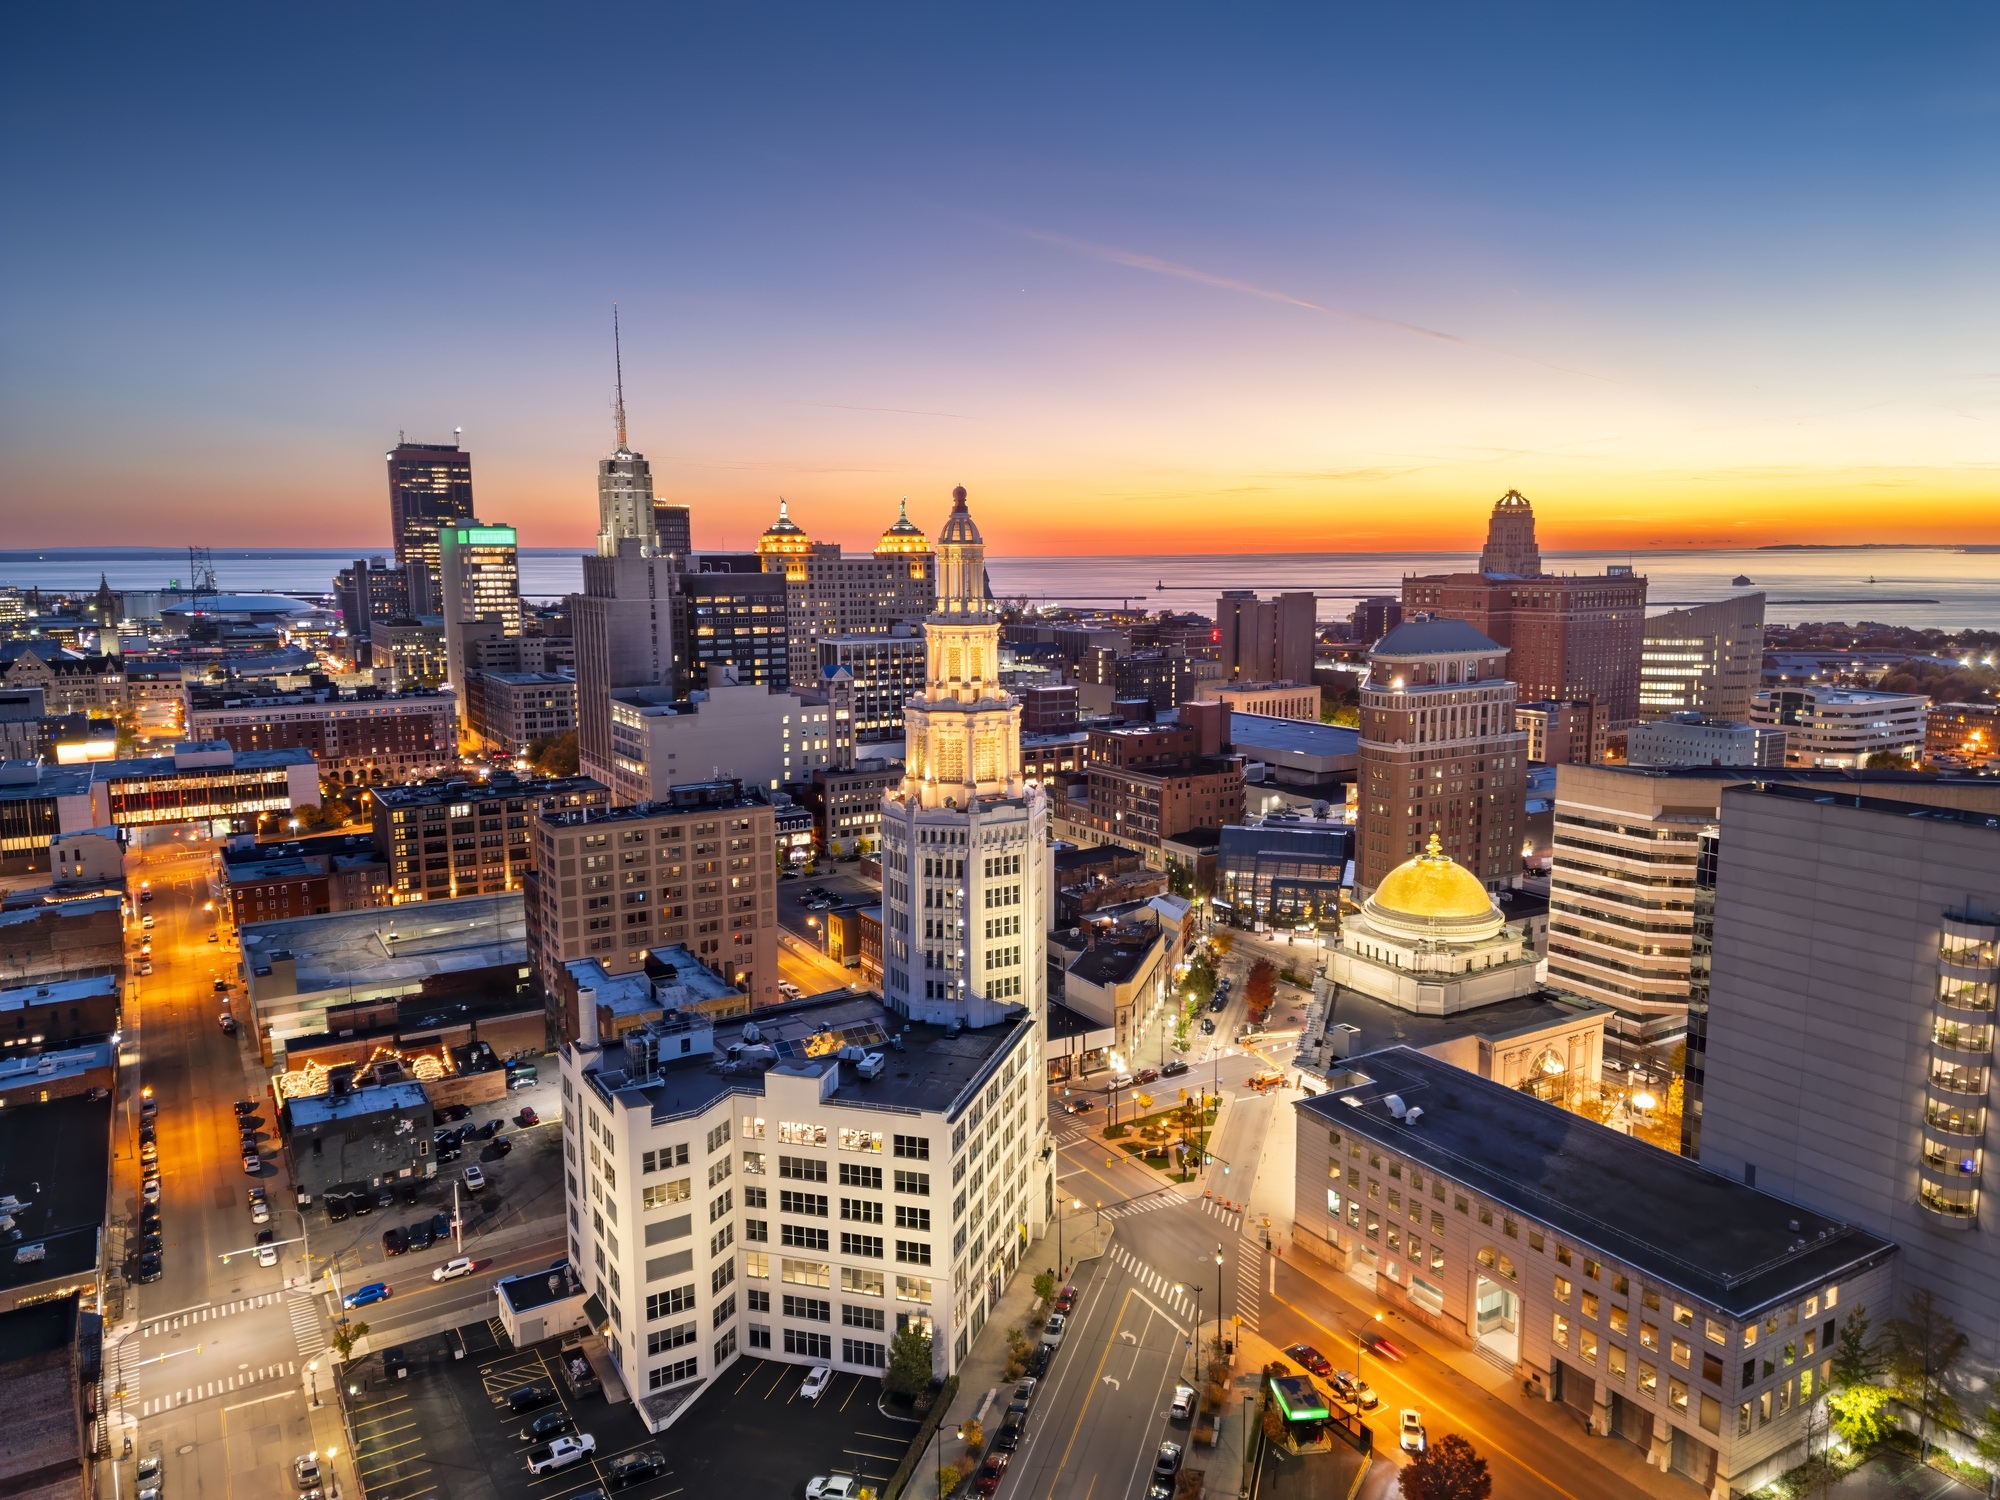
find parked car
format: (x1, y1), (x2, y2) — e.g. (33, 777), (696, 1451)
(1208, 995), (1225, 1012)
(429, 1211), (452, 1241)
(240, 1152), (260, 1175)
(325, 1194), (352, 1223)
(406, 1219), (434, 1250)
(516, 1106), (540, 1127)
(524, 1434), (594, 1475)
(1199, 1017), (1216, 1034)
(1108, 1072), (1135, 1091)
(437, 1144), (461, 1164)
(1054, 1284), (1077, 1313)
(462, 1164), (485, 1191)
(972, 1451), (1009, 1496)
(218, 1014), (237, 1035)
(1043, 1312), (1067, 1344)
(135, 1253), (163, 1283)
(1284, 1342), (1333, 1378)
(1332, 1370), (1379, 1409)
(520, 1409), (574, 1442)
(1170, 1384), (1197, 1422)
(1399, 1409), (1427, 1454)
(382, 1227), (406, 1257)
(504, 1382), (555, 1413)
(995, 1417), (1024, 1451)
(1160, 1059), (1190, 1078)
(606, 1450), (667, 1489)
(256, 1244), (278, 1267)
(138, 963), (153, 976)
(799, 1364), (834, 1402)
(234, 1100), (257, 1116)
(138, 1122), (156, 1144)
(255, 1228), (274, 1245)
(342, 1282), (392, 1309)
(294, 1454), (321, 1487)
(805, 1478), (860, 1500)
(1134, 1067), (1160, 1085)
(1012, 1377), (1038, 1406)
(1152, 1441), (1183, 1481)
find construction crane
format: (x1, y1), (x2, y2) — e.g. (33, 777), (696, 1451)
(186, 546), (218, 600)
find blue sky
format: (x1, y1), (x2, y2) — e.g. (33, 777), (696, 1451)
(4, 3), (1997, 552)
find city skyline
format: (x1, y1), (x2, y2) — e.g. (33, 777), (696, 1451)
(5, 6), (1999, 553)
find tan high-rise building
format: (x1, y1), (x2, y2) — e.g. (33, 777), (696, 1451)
(572, 539), (679, 790)
(440, 522), (521, 736)
(597, 313), (660, 558)
(1640, 594), (1765, 722)
(1215, 590), (1315, 684)
(754, 500), (935, 685)
(1356, 616), (1527, 896)
(1403, 491), (1648, 732)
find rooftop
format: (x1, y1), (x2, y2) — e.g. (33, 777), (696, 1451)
(0, 1094), (111, 1295)
(0, 1041), (115, 1094)
(370, 773), (606, 810)
(1741, 781), (2000, 832)
(1372, 618), (1504, 658)
(93, 745), (316, 780)
(289, 1081), (432, 1127)
(1229, 715), (1360, 758)
(0, 894), (123, 932)
(242, 892), (526, 996)
(498, 1264), (587, 1315)
(1298, 1048), (1895, 1318)
(580, 991), (1029, 1123)
(0, 974), (119, 1014)
(541, 780), (770, 825)
(1068, 929), (1164, 989)
(1300, 986), (1600, 1074)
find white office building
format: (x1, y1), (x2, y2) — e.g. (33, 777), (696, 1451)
(1749, 686), (1927, 768)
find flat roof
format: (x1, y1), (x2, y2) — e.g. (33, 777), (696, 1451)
(0, 765), (95, 804)
(582, 991), (1030, 1123)
(242, 892), (526, 994)
(289, 1081), (432, 1126)
(0, 1042), (115, 1093)
(0, 1095), (111, 1294)
(499, 1265), (586, 1314)
(93, 746), (314, 779)
(1298, 1048), (1895, 1318)
(1068, 931), (1161, 988)
(1300, 985), (1600, 1070)
(0, 894), (123, 932)
(1229, 715), (1360, 758)
(1739, 781), (2000, 832)
(0, 974), (119, 1012)
(371, 774), (605, 809)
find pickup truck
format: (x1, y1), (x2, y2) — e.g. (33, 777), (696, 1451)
(525, 1434), (595, 1474)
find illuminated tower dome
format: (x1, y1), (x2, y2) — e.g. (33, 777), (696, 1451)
(756, 498), (813, 579)
(875, 498), (930, 561)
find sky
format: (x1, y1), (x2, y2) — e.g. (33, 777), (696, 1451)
(3, 3), (1999, 556)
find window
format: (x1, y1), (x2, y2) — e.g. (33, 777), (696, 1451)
(742, 1114), (766, 1140)
(1556, 1244), (1572, 1266)
(715, 1329), (737, 1364)
(839, 1128), (883, 1154)
(1668, 1378), (1689, 1414)
(1641, 1322), (1659, 1352)
(843, 1267), (885, 1296)
(839, 1163), (883, 1190)
(841, 1233), (884, 1258)
(783, 1330), (832, 1359)
(1702, 1352), (1724, 1386)
(744, 1186), (767, 1209)
(644, 1144), (690, 1173)
(780, 1190), (829, 1217)
(647, 1323), (696, 1354)
(743, 1151), (766, 1175)
(780, 1122), (828, 1146)
(1553, 1312), (1570, 1348)
(1737, 1401), (1752, 1437)
(707, 1120), (733, 1154)
(894, 1170), (930, 1196)
(1580, 1329), (1599, 1365)
(1582, 1257), (1600, 1281)
(893, 1135), (931, 1160)
(843, 1338), (886, 1368)
(708, 1156), (733, 1188)
(1671, 1336), (1691, 1369)
(748, 1325), (771, 1350)
(650, 1358), (699, 1389)
(896, 1240), (932, 1266)
(782, 1225), (830, 1251)
(782, 1259), (831, 1288)
(711, 1258), (735, 1292)
(1582, 1292), (1600, 1320)
(782, 1295), (831, 1322)
(1639, 1361), (1658, 1396)
(745, 1252), (769, 1278)
(1554, 1276), (1573, 1303)
(643, 1180), (692, 1210)
(711, 1224), (734, 1256)
(1528, 1230), (1545, 1252)
(647, 1286), (695, 1319)
(896, 1206), (931, 1232)
(1706, 1317), (1729, 1347)
(779, 1156), (827, 1183)
(896, 1275), (933, 1303)
(843, 1304), (887, 1331)
(1609, 1344), (1627, 1379)
(1610, 1306), (1628, 1336)
(710, 1189), (733, 1222)
(841, 1198), (884, 1223)
(748, 1289), (771, 1313)
(1673, 1302), (1694, 1328)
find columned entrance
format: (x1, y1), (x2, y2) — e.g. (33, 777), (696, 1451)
(1473, 1275), (1518, 1364)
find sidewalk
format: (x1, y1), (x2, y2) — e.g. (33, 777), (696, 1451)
(912, 1213), (1116, 1499)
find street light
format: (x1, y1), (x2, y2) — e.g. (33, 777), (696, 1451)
(307, 1359), (320, 1407)
(1176, 1283), (1203, 1383)
(1214, 1245), (1225, 1358)
(933, 1422), (965, 1497)
(1057, 1197), (1082, 1276)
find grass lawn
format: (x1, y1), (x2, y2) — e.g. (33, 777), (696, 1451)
(1102, 1102), (1219, 1183)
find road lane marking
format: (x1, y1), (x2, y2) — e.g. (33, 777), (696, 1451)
(1044, 1287), (1136, 1497)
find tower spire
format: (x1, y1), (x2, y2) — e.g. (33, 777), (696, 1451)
(612, 304), (629, 453)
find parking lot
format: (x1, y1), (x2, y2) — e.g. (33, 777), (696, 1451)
(339, 1324), (919, 1500)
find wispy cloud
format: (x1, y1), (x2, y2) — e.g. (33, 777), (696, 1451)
(1013, 225), (1621, 385)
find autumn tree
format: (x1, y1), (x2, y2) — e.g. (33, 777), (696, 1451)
(1399, 1433), (1492, 1500)
(1884, 1288), (1969, 1459)
(1244, 959), (1277, 1020)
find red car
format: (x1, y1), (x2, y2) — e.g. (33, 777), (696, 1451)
(1360, 1333), (1408, 1362)
(1284, 1342), (1333, 1377)
(516, 1106), (539, 1127)
(1054, 1284), (1077, 1314)
(1134, 1068), (1160, 1085)
(973, 1451), (1009, 1496)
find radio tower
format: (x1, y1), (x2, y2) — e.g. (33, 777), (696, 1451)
(186, 546), (218, 600)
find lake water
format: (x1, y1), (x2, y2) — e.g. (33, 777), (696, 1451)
(1, 545), (1993, 630)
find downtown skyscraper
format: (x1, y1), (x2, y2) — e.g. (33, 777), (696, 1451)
(597, 310), (660, 557)
(387, 437), (475, 593)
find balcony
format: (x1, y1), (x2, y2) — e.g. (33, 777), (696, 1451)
(1928, 1062), (1989, 1097)
(1938, 977), (1998, 1013)
(1919, 1179), (1979, 1224)
(1922, 1140), (1982, 1178)
(1925, 1101), (1985, 1136)
(1932, 1023), (1994, 1057)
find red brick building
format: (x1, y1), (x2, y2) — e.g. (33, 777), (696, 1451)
(1083, 722), (1244, 871)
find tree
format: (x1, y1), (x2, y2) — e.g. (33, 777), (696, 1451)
(1032, 1271), (1056, 1304)
(1245, 959), (1277, 1018)
(1399, 1433), (1493, 1500)
(1830, 1306), (1885, 1389)
(884, 1325), (933, 1401)
(1971, 1396), (2000, 1494)
(328, 1319), (369, 1364)
(526, 730), (580, 777)
(1827, 1382), (1896, 1451)
(1865, 749), (1917, 769)
(1884, 1287), (1969, 1458)
(934, 1462), (961, 1495)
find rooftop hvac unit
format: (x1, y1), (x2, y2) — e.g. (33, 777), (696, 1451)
(1402, 1107), (1423, 1126)
(1384, 1095), (1407, 1119)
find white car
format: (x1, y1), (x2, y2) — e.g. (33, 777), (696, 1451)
(142, 1178), (161, 1203)
(525, 1433), (594, 1474)
(463, 1164), (485, 1191)
(806, 1477), (861, 1500)
(139, 963), (153, 976)
(1169, 1384), (1196, 1422)
(433, 1257), (476, 1282)
(799, 1364), (834, 1403)
(1399, 1409), (1427, 1454)
(250, 1201), (270, 1224)
(1043, 1312), (1067, 1344)
(256, 1245), (278, 1267)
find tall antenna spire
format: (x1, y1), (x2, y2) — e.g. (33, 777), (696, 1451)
(612, 303), (629, 453)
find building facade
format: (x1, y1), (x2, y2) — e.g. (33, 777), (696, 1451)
(1627, 715), (1784, 769)
(677, 569), (789, 692)
(186, 682), (458, 785)
(605, 669), (849, 805)
(1928, 702), (2000, 768)
(387, 439), (475, 587)
(1750, 686), (1929, 767)
(1355, 617), (1527, 897)
(1080, 722), (1244, 872)
(818, 632), (928, 744)
(1403, 492), (1647, 729)
(440, 523), (522, 734)
(1216, 591), (1315, 685)
(754, 501), (935, 687)
(528, 781), (779, 1009)
(1640, 595), (1765, 724)
(370, 773), (608, 903)
(1293, 1048), (1896, 1498)
(573, 539), (682, 790)
(1697, 784), (2000, 1377)
(466, 671), (578, 757)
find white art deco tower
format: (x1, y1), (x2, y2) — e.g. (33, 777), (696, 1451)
(880, 486), (1050, 1032)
